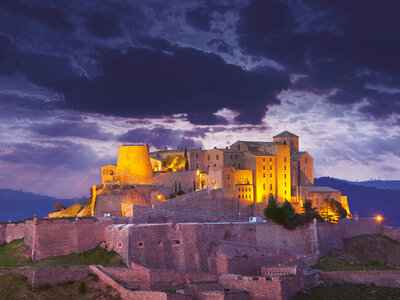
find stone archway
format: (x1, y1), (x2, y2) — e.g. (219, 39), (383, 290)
(200, 178), (208, 189)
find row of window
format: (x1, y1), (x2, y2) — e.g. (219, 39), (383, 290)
(238, 194), (252, 200)
(238, 187), (252, 192)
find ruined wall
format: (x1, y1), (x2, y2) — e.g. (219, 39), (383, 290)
(339, 218), (381, 238)
(25, 218), (113, 261)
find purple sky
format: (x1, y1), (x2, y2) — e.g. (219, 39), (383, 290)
(0, 0), (399, 198)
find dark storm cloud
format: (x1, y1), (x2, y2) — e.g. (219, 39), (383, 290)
(0, 0), (74, 32)
(236, 0), (400, 120)
(50, 41), (290, 125)
(84, 12), (122, 38)
(0, 141), (100, 170)
(185, 8), (212, 31)
(118, 127), (203, 149)
(32, 121), (115, 141)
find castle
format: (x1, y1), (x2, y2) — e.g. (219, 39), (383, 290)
(54, 130), (349, 220)
(2, 131), (397, 300)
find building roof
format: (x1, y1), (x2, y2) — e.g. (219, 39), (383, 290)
(300, 186), (339, 192)
(273, 131), (298, 138)
(236, 141), (281, 147)
(291, 151), (307, 161)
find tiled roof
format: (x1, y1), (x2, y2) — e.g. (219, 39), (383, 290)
(236, 141), (280, 147)
(291, 151), (307, 160)
(300, 186), (339, 192)
(273, 131), (298, 138)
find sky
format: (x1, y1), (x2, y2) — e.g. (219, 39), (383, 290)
(0, 0), (399, 198)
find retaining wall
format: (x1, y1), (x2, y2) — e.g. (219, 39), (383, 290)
(28, 267), (91, 288)
(339, 218), (381, 238)
(320, 270), (400, 288)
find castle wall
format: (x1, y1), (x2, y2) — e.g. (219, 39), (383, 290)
(0, 224), (5, 244)
(0, 222), (26, 244)
(93, 184), (170, 217)
(315, 222), (344, 255)
(382, 226), (400, 243)
(320, 270), (400, 288)
(298, 153), (313, 186)
(106, 222), (344, 275)
(29, 267), (91, 288)
(339, 218), (381, 238)
(151, 170), (198, 193)
(25, 218), (113, 261)
(152, 189), (251, 219)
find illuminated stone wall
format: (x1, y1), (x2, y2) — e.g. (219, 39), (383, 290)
(116, 145), (153, 184)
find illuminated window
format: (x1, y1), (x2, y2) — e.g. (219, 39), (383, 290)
(117, 242), (123, 248)
(242, 188), (244, 192)
(158, 241), (163, 246)
(284, 157), (287, 162)
(263, 173), (265, 178)
(238, 195), (241, 199)
(285, 190), (287, 195)
(284, 166), (286, 170)
(216, 155), (219, 160)
(238, 187), (240, 191)
(305, 158), (308, 164)
(245, 188), (247, 192)
(270, 173), (272, 178)
(270, 184), (272, 190)
(245, 194), (247, 199)
(284, 174), (286, 179)
(285, 182), (286, 187)
(270, 158), (272, 162)
(263, 184), (266, 190)
(270, 166), (272, 170)
(263, 158), (265, 162)
(263, 166), (265, 170)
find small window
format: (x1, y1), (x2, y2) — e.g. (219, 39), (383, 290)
(235, 154), (238, 159)
(270, 173), (272, 178)
(238, 187), (241, 191)
(270, 158), (272, 162)
(208, 155), (210, 160)
(238, 195), (241, 199)
(285, 190), (287, 195)
(270, 166), (272, 170)
(242, 188), (244, 192)
(216, 154), (219, 160)
(228, 174), (230, 180)
(284, 174), (286, 179)
(173, 240), (180, 245)
(245, 194), (247, 199)
(263, 166), (265, 170)
(196, 154), (198, 159)
(196, 163), (198, 168)
(284, 166), (286, 170)
(106, 242), (111, 249)
(285, 182), (286, 187)
(270, 184), (272, 190)
(214, 163), (216, 167)
(158, 241), (163, 246)
(238, 145), (240, 150)
(238, 164), (241, 168)
(117, 242), (123, 248)
(284, 157), (287, 162)
(230, 155), (233, 159)
(263, 173), (265, 178)
(245, 188), (247, 192)
(233, 163), (235, 167)
(263, 158), (265, 162)
(138, 242), (144, 247)
(263, 184), (266, 190)
(104, 213), (111, 217)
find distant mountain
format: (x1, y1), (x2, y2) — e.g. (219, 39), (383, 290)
(0, 189), (74, 222)
(345, 180), (400, 191)
(315, 177), (400, 227)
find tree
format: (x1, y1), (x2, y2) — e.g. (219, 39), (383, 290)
(193, 179), (196, 192)
(300, 199), (324, 223)
(184, 147), (189, 171)
(281, 201), (299, 230)
(53, 201), (66, 212)
(320, 198), (347, 223)
(177, 181), (185, 196)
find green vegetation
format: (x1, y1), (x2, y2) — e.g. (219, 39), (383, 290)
(264, 196), (301, 229)
(0, 239), (32, 267)
(320, 197), (347, 223)
(0, 273), (120, 300)
(0, 239), (125, 268)
(313, 234), (400, 271)
(53, 201), (67, 212)
(294, 281), (400, 300)
(313, 253), (397, 271)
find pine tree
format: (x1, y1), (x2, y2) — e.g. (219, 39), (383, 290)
(184, 147), (189, 170)
(281, 201), (299, 230)
(174, 182), (177, 196)
(193, 179), (196, 192)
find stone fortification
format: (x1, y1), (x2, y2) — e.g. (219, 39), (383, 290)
(339, 218), (381, 238)
(24, 217), (113, 261)
(382, 225), (400, 243)
(105, 221), (343, 274)
(320, 270), (400, 288)
(116, 145), (153, 184)
(0, 222), (26, 244)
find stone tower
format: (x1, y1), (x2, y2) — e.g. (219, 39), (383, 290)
(116, 145), (153, 184)
(273, 131), (299, 153)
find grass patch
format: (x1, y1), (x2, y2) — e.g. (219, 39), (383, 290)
(294, 281), (400, 300)
(0, 239), (125, 268)
(0, 272), (121, 300)
(0, 239), (32, 267)
(313, 254), (397, 271)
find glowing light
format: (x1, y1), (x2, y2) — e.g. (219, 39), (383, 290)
(157, 194), (163, 200)
(376, 215), (383, 222)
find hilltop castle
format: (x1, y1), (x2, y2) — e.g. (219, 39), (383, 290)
(51, 130), (349, 220)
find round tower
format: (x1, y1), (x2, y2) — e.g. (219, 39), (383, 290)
(116, 145), (153, 184)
